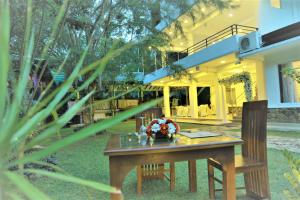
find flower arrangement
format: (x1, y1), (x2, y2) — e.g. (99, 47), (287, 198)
(146, 118), (180, 139)
(218, 72), (253, 101)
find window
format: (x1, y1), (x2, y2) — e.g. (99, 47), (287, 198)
(278, 61), (300, 103)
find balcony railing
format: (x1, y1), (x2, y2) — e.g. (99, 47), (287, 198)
(176, 24), (258, 61)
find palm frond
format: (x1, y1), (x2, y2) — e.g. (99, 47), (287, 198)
(5, 171), (52, 200)
(25, 169), (121, 194)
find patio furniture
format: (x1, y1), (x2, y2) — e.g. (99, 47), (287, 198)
(175, 106), (190, 117)
(135, 108), (175, 194)
(207, 100), (270, 200)
(104, 133), (243, 200)
(198, 105), (208, 117)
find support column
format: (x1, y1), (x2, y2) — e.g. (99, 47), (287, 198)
(189, 83), (198, 118)
(255, 60), (267, 100)
(163, 86), (171, 117)
(215, 80), (228, 122)
(221, 85), (229, 122)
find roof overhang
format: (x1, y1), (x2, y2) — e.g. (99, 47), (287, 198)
(240, 35), (300, 60)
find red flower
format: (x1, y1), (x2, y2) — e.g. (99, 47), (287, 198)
(146, 118), (180, 138)
(151, 119), (158, 125)
(160, 123), (169, 135)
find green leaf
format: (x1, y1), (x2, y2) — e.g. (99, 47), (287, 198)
(4, 171), (52, 200)
(0, 0), (10, 121)
(81, 87), (138, 111)
(37, 52), (70, 102)
(16, 98), (162, 164)
(11, 45), (89, 144)
(26, 91), (94, 148)
(7, 193), (24, 200)
(25, 169), (121, 194)
(38, 0), (69, 61)
(0, 28), (35, 145)
(27, 160), (66, 174)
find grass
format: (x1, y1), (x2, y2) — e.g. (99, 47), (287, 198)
(225, 128), (300, 138)
(32, 120), (300, 200)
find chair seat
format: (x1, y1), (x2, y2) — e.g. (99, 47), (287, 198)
(208, 155), (265, 173)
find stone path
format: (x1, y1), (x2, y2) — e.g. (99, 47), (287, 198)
(222, 130), (300, 153)
(184, 124), (300, 153)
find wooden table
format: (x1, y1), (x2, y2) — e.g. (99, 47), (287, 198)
(104, 134), (243, 200)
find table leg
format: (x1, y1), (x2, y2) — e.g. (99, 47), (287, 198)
(219, 147), (235, 200)
(188, 160), (197, 192)
(109, 156), (135, 200)
(170, 162), (175, 191)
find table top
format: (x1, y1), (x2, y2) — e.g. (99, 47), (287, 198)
(104, 133), (243, 156)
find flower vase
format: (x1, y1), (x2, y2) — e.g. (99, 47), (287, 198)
(154, 132), (173, 140)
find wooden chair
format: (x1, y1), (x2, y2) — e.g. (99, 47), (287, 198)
(135, 108), (175, 194)
(207, 100), (270, 200)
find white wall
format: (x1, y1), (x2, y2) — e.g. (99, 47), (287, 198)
(259, 0), (300, 34)
(264, 52), (300, 108)
(265, 63), (281, 107)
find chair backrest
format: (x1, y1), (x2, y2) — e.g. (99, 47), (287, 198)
(135, 107), (163, 132)
(241, 100), (268, 162)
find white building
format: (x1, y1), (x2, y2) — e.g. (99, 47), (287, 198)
(144, 0), (300, 123)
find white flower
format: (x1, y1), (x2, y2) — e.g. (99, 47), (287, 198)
(158, 119), (166, 124)
(168, 123), (176, 134)
(151, 123), (160, 133)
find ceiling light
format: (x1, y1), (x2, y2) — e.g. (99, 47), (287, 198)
(228, 13), (233, 17)
(220, 60), (226, 64)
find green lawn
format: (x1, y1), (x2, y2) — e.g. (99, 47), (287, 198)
(223, 128), (300, 138)
(32, 120), (300, 200)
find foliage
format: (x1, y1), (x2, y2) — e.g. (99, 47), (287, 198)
(283, 150), (300, 200)
(0, 0), (162, 199)
(282, 66), (300, 83)
(218, 72), (253, 101)
(1, 1), (237, 199)
(9, 0), (235, 91)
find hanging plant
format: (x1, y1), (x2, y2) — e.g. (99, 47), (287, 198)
(218, 72), (252, 101)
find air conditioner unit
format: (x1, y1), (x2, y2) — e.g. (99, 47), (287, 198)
(239, 31), (262, 53)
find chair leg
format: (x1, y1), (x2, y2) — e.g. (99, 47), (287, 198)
(137, 165), (142, 195)
(170, 162), (175, 191)
(207, 161), (216, 200)
(244, 167), (271, 200)
(222, 171), (228, 200)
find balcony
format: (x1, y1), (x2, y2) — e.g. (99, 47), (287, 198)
(174, 24), (258, 61)
(144, 24), (258, 84)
